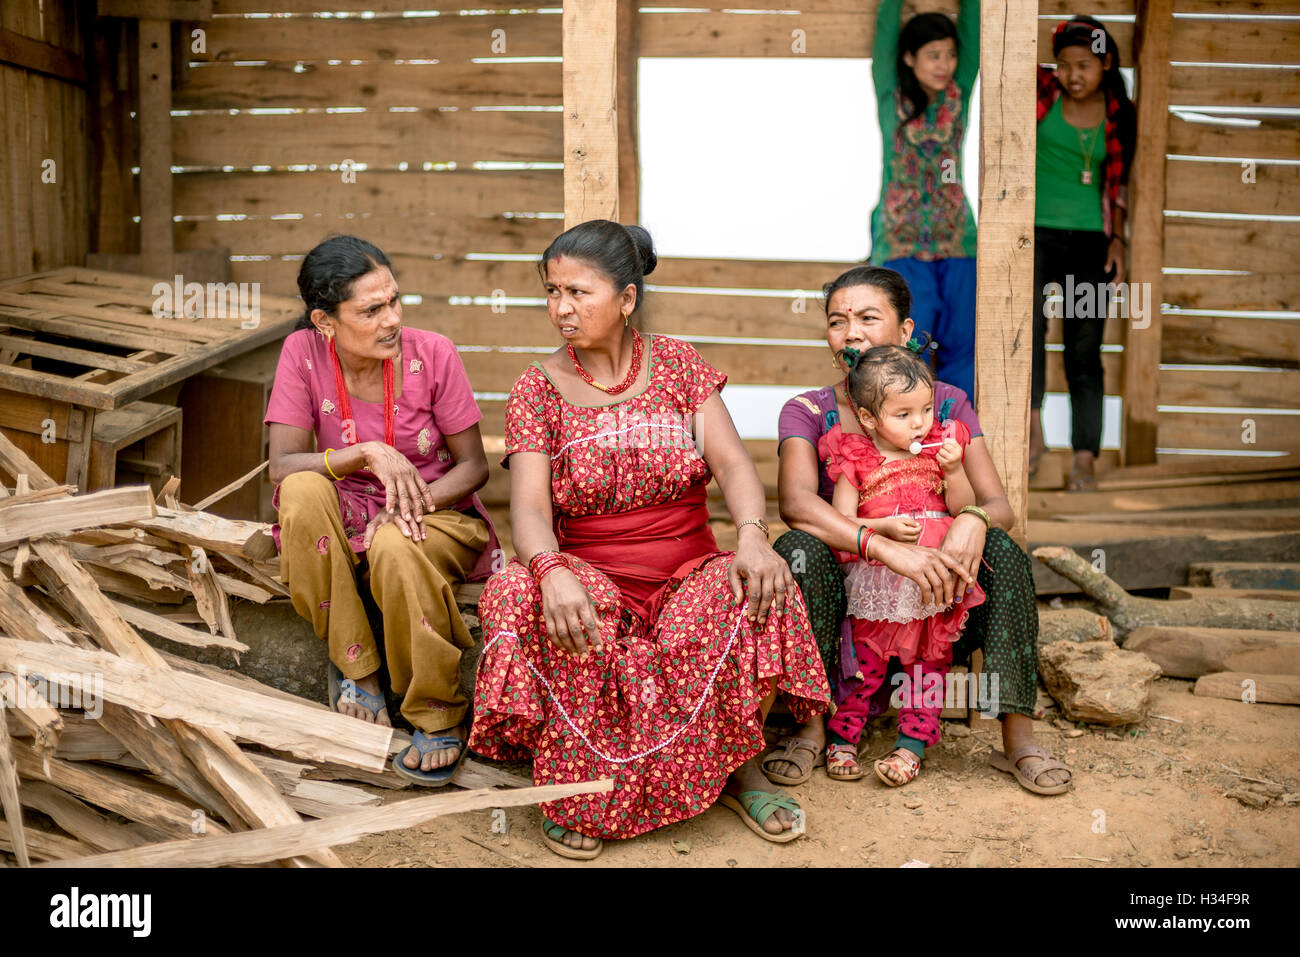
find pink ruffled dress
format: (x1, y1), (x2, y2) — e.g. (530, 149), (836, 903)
(817, 416), (985, 666)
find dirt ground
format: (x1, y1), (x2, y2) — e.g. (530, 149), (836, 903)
(339, 677), (1299, 869)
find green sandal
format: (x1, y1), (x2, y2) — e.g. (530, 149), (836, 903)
(718, 789), (805, 844)
(541, 818), (603, 860)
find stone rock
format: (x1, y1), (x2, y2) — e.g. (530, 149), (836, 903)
(1225, 789), (1271, 809)
(1038, 639), (1161, 726)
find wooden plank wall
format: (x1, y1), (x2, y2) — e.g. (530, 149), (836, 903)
(0, 0), (91, 279)
(176, 0), (566, 494)
(158, 0), (1299, 510)
(1157, 0), (1300, 459)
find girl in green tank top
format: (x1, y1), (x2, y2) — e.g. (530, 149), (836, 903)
(1029, 15), (1136, 492)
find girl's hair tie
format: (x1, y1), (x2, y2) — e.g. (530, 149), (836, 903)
(841, 345), (864, 370)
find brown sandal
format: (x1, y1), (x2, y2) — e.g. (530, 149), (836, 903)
(762, 735), (825, 786)
(874, 748), (920, 787)
(990, 745), (1073, 795)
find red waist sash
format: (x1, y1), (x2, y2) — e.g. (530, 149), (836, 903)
(555, 483), (722, 623)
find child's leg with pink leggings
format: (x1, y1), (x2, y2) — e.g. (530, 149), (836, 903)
(826, 639), (888, 745)
(893, 657), (952, 759)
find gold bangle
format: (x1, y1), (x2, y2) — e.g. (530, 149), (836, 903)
(736, 518), (769, 540)
(959, 504), (990, 528)
(323, 448), (343, 482)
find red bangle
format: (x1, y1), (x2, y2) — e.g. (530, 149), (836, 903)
(861, 527), (876, 560)
(528, 550), (569, 583)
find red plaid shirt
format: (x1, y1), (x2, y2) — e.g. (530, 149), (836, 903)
(1036, 65), (1134, 238)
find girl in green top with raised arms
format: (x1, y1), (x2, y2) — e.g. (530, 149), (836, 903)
(870, 0), (979, 399)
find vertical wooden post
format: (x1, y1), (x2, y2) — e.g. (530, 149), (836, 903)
(974, 0), (1038, 544)
(563, 0), (620, 227)
(1121, 0), (1173, 466)
(616, 0), (639, 224)
(137, 19), (173, 274)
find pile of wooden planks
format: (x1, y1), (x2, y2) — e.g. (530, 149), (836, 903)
(1033, 547), (1300, 708)
(0, 430), (609, 867)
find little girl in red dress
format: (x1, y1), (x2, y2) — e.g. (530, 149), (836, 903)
(818, 344), (985, 786)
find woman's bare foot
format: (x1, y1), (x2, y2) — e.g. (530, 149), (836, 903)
(1068, 450), (1097, 491)
(1028, 409), (1047, 478)
(1003, 712), (1071, 789)
(336, 671), (391, 726)
(725, 757), (801, 837)
(403, 725), (464, 773)
(764, 714), (826, 780)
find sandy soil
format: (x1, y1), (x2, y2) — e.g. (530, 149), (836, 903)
(339, 677), (1299, 869)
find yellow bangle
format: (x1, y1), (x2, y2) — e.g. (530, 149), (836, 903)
(959, 504), (990, 528)
(323, 448), (343, 482)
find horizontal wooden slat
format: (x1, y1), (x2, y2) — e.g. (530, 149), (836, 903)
(191, 14), (561, 62)
(1166, 158), (1300, 216)
(1162, 272), (1299, 312)
(1162, 313), (1300, 369)
(172, 109), (562, 168)
(1159, 366), (1300, 409)
(228, 255), (543, 298)
(174, 212), (557, 259)
(173, 170), (562, 219)
(1170, 18), (1300, 65)
(1170, 65), (1300, 108)
(1175, 1), (1300, 12)
(175, 61), (561, 111)
(1168, 115), (1300, 162)
(637, 11), (1136, 60)
(1164, 218), (1300, 273)
(1158, 411), (1300, 453)
(451, 339), (1121, 393)
(209, 0), (1143, 15)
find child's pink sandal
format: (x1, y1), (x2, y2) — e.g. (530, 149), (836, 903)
(826, 743), (865, 782)
(874, 748), (921, 787)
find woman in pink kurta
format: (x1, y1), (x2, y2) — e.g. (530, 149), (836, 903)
(265, 235), (497, 786)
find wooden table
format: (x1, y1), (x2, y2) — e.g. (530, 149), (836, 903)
(0, 267), (301, 488)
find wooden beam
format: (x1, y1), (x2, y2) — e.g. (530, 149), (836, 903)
(98, 0), (213, 18)
(0, 485), (157, 549)
(616, 0), (639, 224)
(974, 0), (1037, 543)
(137, 20), (174, 272)
(0, 27), (86, 85)
(563, 0), (620, 226)
(1121, 0), (1173, 465)
(40, 778), (615, 868)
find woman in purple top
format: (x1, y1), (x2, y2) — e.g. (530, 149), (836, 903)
(265, 235), (498, 786)
(763, 265), (1073, 795)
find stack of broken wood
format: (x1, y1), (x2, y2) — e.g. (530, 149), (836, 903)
(0, 431), (609, 868)
(1033, 546), (1300, 714)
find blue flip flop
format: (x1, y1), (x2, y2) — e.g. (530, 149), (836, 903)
(392, 730), (465, 787)
(329, 663), (389, 722)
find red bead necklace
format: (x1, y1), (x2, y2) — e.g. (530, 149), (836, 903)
(566, 329), (643, 395)
(328, 335), (396, 447)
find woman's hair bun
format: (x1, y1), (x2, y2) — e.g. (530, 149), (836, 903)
(624, 224), (657, 278)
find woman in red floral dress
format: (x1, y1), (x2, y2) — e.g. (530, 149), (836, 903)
(470, 221), (830, 859)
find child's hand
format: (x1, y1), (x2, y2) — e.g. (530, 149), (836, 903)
(936, 436), (964, 473)
(872, 515), (922, 544)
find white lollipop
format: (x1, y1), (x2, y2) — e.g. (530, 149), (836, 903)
(909, 440), (943, 455)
